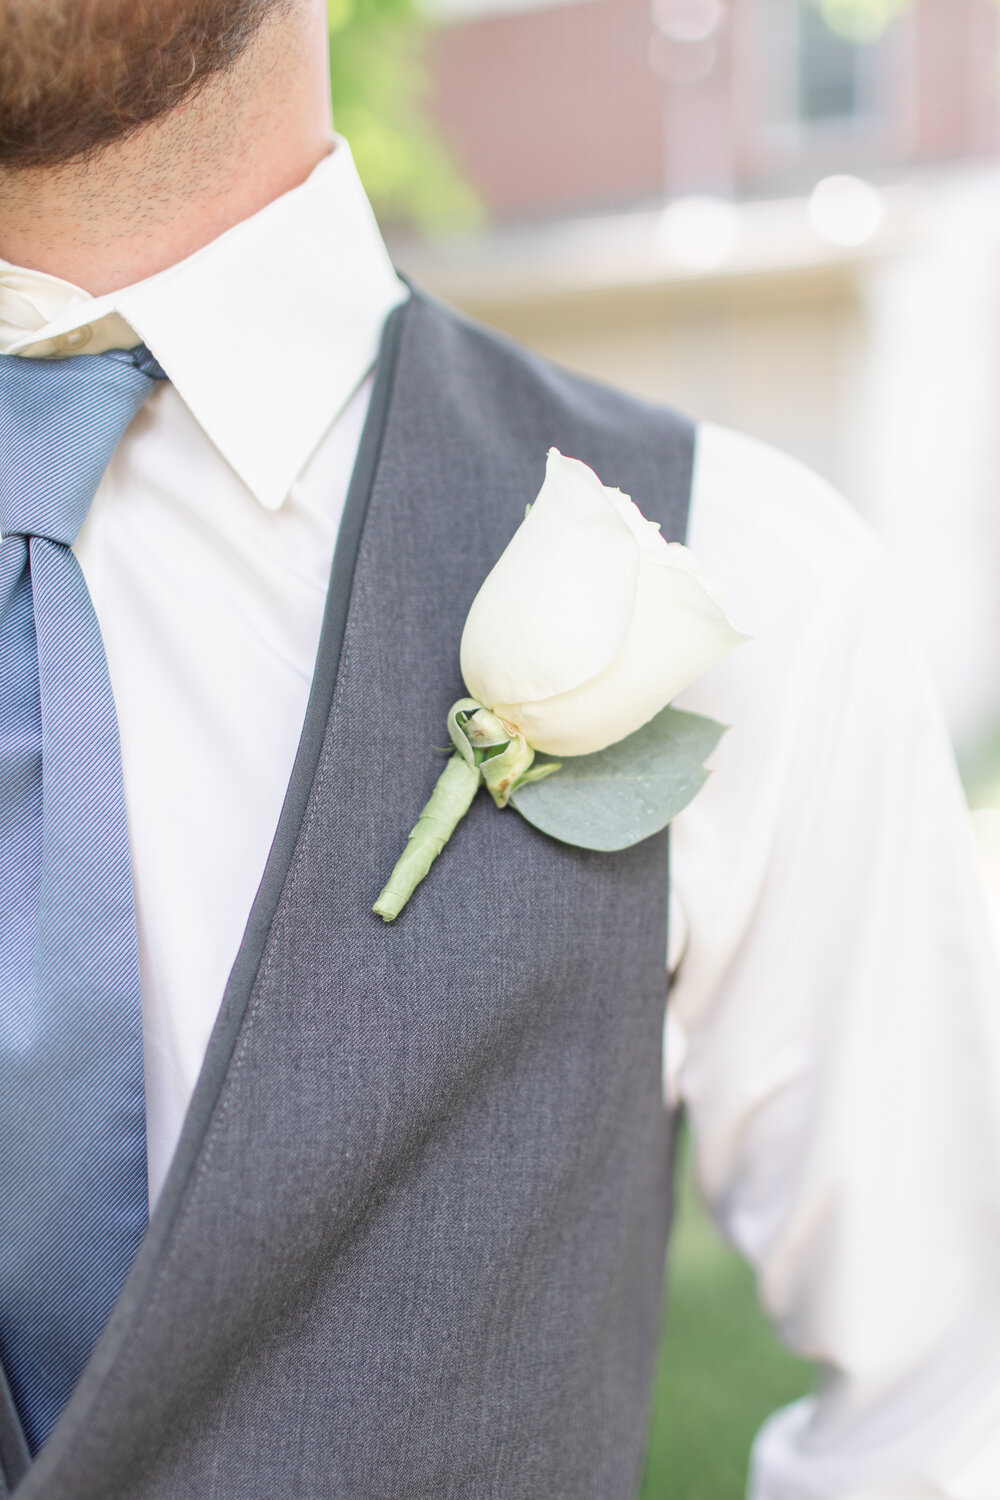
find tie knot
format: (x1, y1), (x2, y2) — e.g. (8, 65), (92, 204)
(0, 347), (165, 547)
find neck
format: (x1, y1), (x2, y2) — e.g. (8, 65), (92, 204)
(0, 1), (334, 296)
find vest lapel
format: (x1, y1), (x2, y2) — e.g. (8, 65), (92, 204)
(0, 1362), (29, 1494)
(8, 293), (413, 1500)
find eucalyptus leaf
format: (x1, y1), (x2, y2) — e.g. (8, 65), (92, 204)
(510, 705), (725, 853)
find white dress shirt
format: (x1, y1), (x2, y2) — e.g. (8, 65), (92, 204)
(2, 137), (999, 1500)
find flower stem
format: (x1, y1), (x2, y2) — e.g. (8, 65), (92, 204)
(373, 753), (482, 922)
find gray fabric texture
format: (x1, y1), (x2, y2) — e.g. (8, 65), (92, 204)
(7, 288), (695, 1500)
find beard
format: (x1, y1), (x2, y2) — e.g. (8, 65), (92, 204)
(0, 0), (290, 169)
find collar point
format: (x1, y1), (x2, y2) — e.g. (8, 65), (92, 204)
(253, 485), (288, 513)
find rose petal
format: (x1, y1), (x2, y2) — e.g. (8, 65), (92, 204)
(460, 449), (640, 709)
(494, 542), (748, 755)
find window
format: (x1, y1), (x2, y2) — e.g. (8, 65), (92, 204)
(797, 2), (865, 123)
(759, 0), (882, 134)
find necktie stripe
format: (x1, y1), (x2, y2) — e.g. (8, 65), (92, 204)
(0, 347), (165, 1453)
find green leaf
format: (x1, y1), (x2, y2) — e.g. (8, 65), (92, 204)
(509, 706), (726, 853)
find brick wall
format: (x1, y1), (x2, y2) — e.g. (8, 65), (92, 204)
(425, 0), (1000, 220)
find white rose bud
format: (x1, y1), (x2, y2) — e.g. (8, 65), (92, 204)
(460, 449), (746, 756)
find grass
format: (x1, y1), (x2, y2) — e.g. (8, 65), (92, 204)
(640, 1124), (815, 1500)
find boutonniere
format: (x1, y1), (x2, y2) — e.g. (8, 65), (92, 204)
(374, 449), (747, 921)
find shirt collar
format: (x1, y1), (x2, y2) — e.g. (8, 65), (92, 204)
(0, 139), (408, 510)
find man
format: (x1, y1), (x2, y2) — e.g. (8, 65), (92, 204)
(0, 1), (998, 1496)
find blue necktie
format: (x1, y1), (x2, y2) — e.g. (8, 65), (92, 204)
(0, 345), (166, 1454)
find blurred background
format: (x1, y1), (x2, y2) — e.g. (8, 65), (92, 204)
(328, 0), (1000, 1493)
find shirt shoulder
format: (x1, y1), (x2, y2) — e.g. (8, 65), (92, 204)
(687, 422), (895, 663)
(692, 421), (883, 589)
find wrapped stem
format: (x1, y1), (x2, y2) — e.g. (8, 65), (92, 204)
(373, 753), (482, 922)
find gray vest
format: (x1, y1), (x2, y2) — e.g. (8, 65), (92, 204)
(2, 288), (695, 1499)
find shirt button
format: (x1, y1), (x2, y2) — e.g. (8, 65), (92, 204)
(58, 325), (93, 352)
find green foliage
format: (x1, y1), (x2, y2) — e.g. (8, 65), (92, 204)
(641, 1125), (814, 1500)
(511, 707), (726, 853)
(326, 0), (481, 231)
(806, 0), (915, 42)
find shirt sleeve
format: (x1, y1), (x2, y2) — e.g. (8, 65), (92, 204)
(669, 424), (1000, 1500)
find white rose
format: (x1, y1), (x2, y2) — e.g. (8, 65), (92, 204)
(459, 448), (746, 756)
